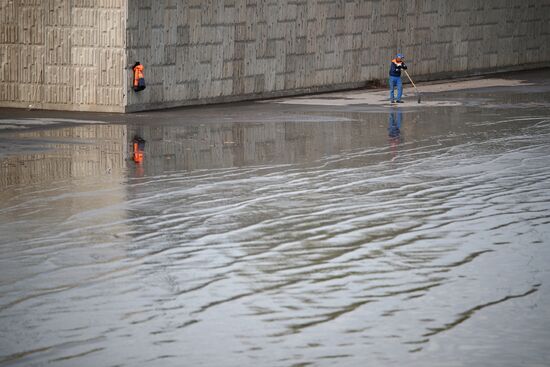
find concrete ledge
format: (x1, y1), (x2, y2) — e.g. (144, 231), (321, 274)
(399, 62), (550, 86)
(0, 101), (126, 114)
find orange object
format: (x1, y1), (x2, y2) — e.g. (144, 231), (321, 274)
(132, 137), (145, 163)
(133, 63), (146, 91)
(391, 58), (403, 67)
(133, 145), (144, 163)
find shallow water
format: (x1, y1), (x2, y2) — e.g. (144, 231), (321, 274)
(1, 85), (550, 366)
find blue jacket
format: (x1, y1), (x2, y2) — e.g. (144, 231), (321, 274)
(389, 59), (407, 77)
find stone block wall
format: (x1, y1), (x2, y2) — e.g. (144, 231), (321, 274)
(125, 0), (550, 112)
(1, 0), (549, 112)
(0, 0), (126, 112)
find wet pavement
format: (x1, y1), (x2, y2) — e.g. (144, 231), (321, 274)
(1, 69), (550, 366)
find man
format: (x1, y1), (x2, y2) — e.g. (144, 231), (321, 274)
(389, 54), (407, 103)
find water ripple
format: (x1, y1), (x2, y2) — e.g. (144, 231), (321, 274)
(1, 111), (550, 366)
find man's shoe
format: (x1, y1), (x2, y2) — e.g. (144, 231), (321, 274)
(390, 100), (395, 103)
(396, 100), (404, 103)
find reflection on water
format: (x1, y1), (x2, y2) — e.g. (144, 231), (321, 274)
(1, 102), (550, 366)
(388, 107), (403, 158)
(125, 118), (396, 174)
(0, 125), (127, 188)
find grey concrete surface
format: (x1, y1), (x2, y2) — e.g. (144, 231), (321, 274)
(125, 0), (550, 112)
(2, 1), (550, 112)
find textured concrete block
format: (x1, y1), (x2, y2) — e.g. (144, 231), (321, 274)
(2, 0), (550, 112)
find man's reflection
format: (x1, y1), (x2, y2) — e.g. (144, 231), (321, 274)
(388, 108), (403, 159)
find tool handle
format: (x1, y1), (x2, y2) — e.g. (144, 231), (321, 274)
(403, 70), (418, 91)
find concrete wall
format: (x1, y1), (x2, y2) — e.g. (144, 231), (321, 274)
(0, 0), (127, 112)
(125, 0), (550, 112)
(1, 0), (550, 112)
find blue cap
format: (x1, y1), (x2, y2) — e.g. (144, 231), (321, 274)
(396, 53), (404, 59)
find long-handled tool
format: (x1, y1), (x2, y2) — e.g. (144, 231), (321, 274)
(403, 70), (422, 104)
